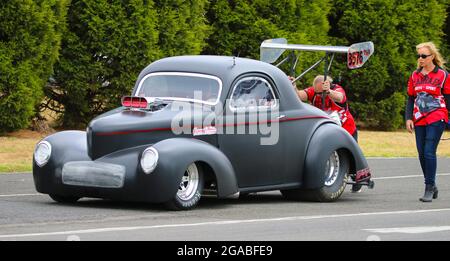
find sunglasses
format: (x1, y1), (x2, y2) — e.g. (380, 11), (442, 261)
(417, 54), (432, 59)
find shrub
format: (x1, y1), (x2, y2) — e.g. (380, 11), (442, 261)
(0, 0), (68, 132)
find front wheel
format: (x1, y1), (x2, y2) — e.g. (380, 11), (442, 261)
(282, 149), (350, 202)
(165, 162), (204, 210)
(49, 194), (80, 204)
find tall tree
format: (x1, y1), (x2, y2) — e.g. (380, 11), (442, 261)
(204, 0), (329, 56)
(48, 0), (211, 128)
(204, 0), (331, 87)
(47, 0), (161, 128)
(0, 0), (68, 132)
(155, 0), (211, 56)
(444, 2), (450, 53)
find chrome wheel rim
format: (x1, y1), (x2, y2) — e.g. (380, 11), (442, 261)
(324, 151), (340, 186)
(177, 163), (199, 201)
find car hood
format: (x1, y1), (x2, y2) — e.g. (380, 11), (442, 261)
(87, 102), (217, 159)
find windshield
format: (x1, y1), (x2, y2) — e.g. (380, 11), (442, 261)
(135, 72), (222, 105)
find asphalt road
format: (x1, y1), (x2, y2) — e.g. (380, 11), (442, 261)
(0, 158), (449, 241)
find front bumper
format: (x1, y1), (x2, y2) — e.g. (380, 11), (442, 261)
(33, 141), (181, 203)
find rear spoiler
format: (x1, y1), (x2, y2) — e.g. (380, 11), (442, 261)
(260, 38), (374, 71)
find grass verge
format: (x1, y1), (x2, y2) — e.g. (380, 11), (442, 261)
(359, 130), (450, 157)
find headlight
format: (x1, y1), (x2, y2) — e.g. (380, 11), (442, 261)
(34, 141), (52, 167)
(140, 147), (158, 174)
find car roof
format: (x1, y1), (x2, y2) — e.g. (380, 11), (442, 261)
(134, 56), (282, 87)
(132, 55), (304, 110)
(140, 55), (281, 75)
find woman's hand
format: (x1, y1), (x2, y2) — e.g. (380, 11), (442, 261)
(406, 119), (414, 133)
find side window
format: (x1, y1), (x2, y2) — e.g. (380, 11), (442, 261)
(230, 77), (277, 109)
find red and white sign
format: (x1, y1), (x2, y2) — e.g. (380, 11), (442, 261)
(193, 126), (217, 136)
(347, 42), (374, 69)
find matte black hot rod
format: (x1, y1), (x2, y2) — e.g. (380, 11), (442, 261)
(33, 53), (374, 210)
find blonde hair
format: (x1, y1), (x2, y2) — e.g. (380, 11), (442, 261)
(416, 42), (446, 69)
(313, 75), (333, 86)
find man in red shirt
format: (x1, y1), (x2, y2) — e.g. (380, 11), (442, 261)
(405, 42), (450, 202)
(292, 75), (360, 192)
(293, 75), (358, 141)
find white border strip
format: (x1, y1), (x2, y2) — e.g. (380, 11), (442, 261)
(364, 226), (450, 234)
(0, 193), (42, 198)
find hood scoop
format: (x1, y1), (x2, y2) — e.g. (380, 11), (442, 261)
(121, 96), (168, 112)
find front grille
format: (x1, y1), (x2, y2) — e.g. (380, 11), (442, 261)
(62, 161), (125, 188)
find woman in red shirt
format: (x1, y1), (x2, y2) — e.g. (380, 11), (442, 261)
(405, 42), (450, 202)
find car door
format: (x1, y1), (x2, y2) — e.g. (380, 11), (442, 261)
(218, 74), (288, 188)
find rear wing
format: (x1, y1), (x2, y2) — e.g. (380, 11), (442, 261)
(260, 38), (374, 80)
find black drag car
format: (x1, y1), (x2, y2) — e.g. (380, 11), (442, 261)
(33, 55), (373, 210)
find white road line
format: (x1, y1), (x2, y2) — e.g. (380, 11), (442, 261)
(364, 226), (450, 234)
(1, 208), (450, 239)
(373, 173), (450, 180)
(367, 157), (416, 159)
(0, 193), (42, 198)
(1, 174), (448, 197)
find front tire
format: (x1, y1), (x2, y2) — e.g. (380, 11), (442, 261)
(165, 162), (204, 210)
(282, 150), (349, 202)
(49, 194), (80, 204)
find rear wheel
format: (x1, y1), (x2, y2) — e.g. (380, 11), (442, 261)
(49, 194), (80, 204)
(165, 162), (204, 210)
(281, 150), (349, 202)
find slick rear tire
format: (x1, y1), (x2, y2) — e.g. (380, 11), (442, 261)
(281, 149), (350, 202)
(49, 194), (80, 204)
(165, 162), (204, 211)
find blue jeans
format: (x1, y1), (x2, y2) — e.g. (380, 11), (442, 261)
(414, 120), (446, 185)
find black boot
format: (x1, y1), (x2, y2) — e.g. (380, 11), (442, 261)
(419, 184), (436, 202)
(433, 185), (438, 199)
(351, 184), (362, 193)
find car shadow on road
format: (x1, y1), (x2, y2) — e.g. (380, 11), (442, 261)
(38, 190), (368, 212)
(39, 193), (288, 212)
(43, 198), (169, 212)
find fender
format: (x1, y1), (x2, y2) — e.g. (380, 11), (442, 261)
(94, 138), (238, 202)
(302, 123), (369, 189)
(151, 138), (238, 199)
(33, 131), (91, 193)
(34, 133), (238, 202)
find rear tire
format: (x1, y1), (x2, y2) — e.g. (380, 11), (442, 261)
(281, 150), (349, 202)
(165, 162), (204, 210)
(239, 192), (257, 199)
(49, 194), (80, 204)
